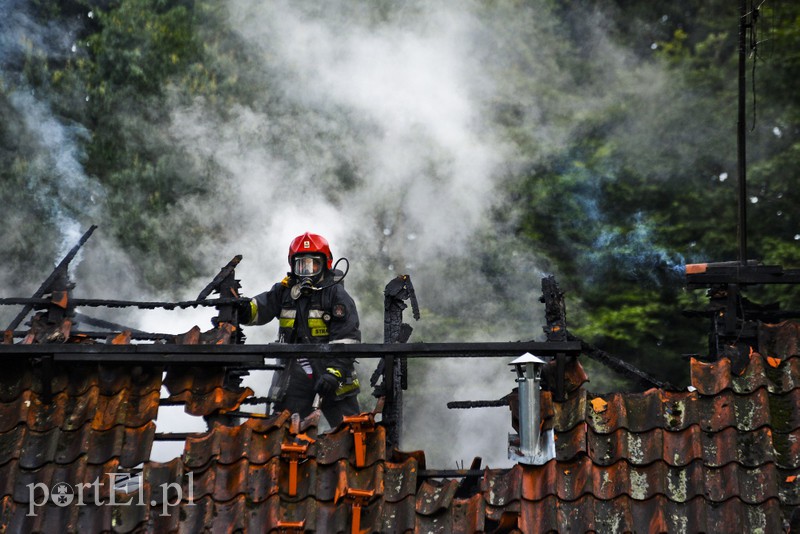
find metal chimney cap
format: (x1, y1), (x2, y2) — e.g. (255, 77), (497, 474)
(509, 352), (547, 366)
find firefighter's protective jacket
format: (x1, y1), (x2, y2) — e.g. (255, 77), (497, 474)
(244, 272), (361, 400)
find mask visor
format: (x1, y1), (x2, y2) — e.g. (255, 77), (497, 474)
(293, 255), (323, 277)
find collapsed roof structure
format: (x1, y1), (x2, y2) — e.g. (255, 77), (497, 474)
(0, 225), (799, 533)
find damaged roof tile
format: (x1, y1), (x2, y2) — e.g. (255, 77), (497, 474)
(0, 422), (155, 468)
(1, 320), (799, 532)
(163, 365), (253, 416)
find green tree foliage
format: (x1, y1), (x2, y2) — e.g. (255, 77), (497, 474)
(505, 0), (800, 388)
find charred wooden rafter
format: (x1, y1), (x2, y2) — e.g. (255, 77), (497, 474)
(6, 225), (96, 331)
(0, 296), (248, 310)
(0, 340), (580, 362)
(539, 275), (671, 391)
(685, 262), (800, 366)
(371, 274), (421, 451)
(447, 398), (510, 409)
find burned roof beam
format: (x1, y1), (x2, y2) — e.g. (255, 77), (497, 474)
(197, 255), (242, 301)
(685, 263), (800, 286)
(159, 395), (271, 407)
(418, 469), (500, 479)
(568, 333), (673, 390)
(447, 399), (509, 409)
(72, 312), (149, 334)
(5, 225), (97, 331)
(8, 329), (174, 341)
(153, 432), (198, 441)
(0, 341), (580, 363)
(0, 296), (248, 310)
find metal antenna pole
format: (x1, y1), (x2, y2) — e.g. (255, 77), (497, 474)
(737, 0), (748, 264)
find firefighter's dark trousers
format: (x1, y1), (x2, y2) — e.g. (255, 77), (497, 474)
(273, 365), (360, 428)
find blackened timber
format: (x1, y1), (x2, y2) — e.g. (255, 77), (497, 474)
(0, 296), (249, 309)
(686, 265), (800, 286)
(568, 334), (672, 390)
(447, 398), (510, 409)
(10, 330), (174, 341)
(72, 312), (150, 333)
(154, 433), (200, 441)
(0, 341), (581, 362)
(197, 255), (242, 301)
(683, 309), (800, 320)
(541, 275), (568, 342)
(159, 396), (271, 406)
(419, 469), (494, 479)
(199, 255), (246, 343)
(6, 224), (97, 331)
(380, 274), (419, 452)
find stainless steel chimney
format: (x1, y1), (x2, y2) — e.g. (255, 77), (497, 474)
(508, 353), (555, 464)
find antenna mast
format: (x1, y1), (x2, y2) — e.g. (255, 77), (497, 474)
(737, 0), (748, 264)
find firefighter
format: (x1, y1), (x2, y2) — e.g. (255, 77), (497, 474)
(238, 232), (361, 427)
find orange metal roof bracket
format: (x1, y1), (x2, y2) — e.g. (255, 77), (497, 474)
(345, 488), (375, 534)
(276, 520), (305, 534)
(280, 442), (309, 497)
(343, 413), (376, 468)
(685, 263), (708, 274)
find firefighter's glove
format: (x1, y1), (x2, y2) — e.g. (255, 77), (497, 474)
(315, 373), (340, 398)
(237, 299), (253, 324)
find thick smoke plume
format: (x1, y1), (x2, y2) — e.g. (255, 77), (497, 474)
(165, 0), (548, 466)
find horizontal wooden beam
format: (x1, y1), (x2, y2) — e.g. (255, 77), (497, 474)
(0, 341), (581, 363)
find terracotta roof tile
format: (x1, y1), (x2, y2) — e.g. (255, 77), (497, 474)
(181, 457), (279, 503)
(328, 460), (386, 502)
(583, 425), (800, 468)
(315, 420), (387, 467)
(415, 478), (459, 515)
(383, 459), (419, 502)
(554, 386), (800, 436)
(518, 494), (787, 534)
(482, 466), (521, 509)
(164, 386), (253, 417)
(691, 352), (800, 395)
(1, 457), (120, 504)
(0, 496), (125, 534)
(385, 495), (425, 532)
(182, 412), (291, 468)
(0, 422), (155, 469)
(520, 458), (788, 504)
(2, 320), (800, 532)
(758, 321), (800, 359)
(583, 389), (702, 433)
(163, 365), (254, 416)
(1, 362), (162, 402)
(0, 384), (160, 435)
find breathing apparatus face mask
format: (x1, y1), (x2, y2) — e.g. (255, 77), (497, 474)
(293, 255), (324, 277)
(291, 254), (325, 299)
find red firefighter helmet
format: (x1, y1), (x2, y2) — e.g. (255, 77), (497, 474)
(288, 232), (333, 270)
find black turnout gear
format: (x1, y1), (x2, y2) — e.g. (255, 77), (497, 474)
(243, 270), (361, 426)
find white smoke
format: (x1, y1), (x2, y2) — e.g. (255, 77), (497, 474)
(10, 91), (105, 257)
(152, 0), (551, 467)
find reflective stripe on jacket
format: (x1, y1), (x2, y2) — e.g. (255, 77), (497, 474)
(278, 309), (329, 338)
